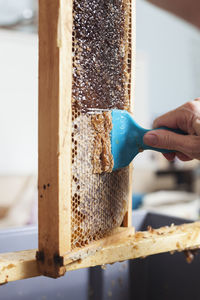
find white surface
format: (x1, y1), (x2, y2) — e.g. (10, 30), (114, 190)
(0, 176), (37, 228)
(133, 51), (154, 169)
(134, 52), (150, 128)
(141, 201), (199, 220)
(0, 0), (35, 25)
(136, 0), (200, 119)
(141, 191), (200, 220)
(0, 30), (38, 174)
(143, 190), (199, 206)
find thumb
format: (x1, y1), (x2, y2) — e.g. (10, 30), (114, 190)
(143, 130), (184, 150)
(143, 129), (200, 159)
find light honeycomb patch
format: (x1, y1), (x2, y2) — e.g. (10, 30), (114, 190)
(71, 0), (132, 249)
(71, 111), (129, 248)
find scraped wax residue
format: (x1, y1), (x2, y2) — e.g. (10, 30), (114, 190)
(92, 112), (114, 174)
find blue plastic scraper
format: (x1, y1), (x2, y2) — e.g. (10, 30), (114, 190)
(111, 109), (186, 171)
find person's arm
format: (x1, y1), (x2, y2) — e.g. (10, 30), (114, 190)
(143, 99), (200, 161)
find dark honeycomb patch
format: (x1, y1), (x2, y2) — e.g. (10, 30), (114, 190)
(72, 0), (131, 111)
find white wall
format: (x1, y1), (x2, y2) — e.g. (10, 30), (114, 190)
(0, 30), (38, 174)
(136, 0), (200, 121)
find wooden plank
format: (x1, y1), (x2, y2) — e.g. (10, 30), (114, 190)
(38, 0), (72, 277)
(0, 250), (39, 284)
(65, 222), (200, 270)
(1, 222), (200, 284)
(63, 227), (136, 265)
(123, 164), (133, 227)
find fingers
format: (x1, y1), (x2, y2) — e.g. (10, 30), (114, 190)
(175, 152), (192, 161)
(153, 101), (200, 133)
(193, 118), (200, 136)
(147, 100), (200, 161)
(143, 129), (200, 160)
(162, 153), (176, 161)
(162, 152), (192, 162)
(153, 109), (180, 129)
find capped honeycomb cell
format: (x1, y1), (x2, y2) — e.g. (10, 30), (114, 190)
(71, 0), (132, 249)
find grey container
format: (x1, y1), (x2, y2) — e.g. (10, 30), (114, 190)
(0, 211), (199, 300)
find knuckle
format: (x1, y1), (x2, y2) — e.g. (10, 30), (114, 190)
(184, 101), (197, 113)
(162, 134), (172, 149)
(185, 136), (200, 157)
(193, 118), (200, 136)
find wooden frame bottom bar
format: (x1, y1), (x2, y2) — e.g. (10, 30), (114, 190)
(1, 222), (200, 284)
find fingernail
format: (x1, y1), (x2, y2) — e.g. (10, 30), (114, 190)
(144, 133), (158, 146)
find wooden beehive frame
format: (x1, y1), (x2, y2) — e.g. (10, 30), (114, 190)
(1, 0), (200, 285)
(1, 222), (200, 283)
(37, 0), (134, 277)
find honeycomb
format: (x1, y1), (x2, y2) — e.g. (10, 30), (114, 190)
(71, 0), (132, 249)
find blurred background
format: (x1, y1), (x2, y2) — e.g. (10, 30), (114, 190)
(0, 0), (199, 229)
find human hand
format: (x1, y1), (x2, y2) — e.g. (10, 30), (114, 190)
(143, 99), (200, 161)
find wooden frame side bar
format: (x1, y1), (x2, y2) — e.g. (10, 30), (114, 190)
(123, 0), (136, 227)
(38, 0), (72, 277)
